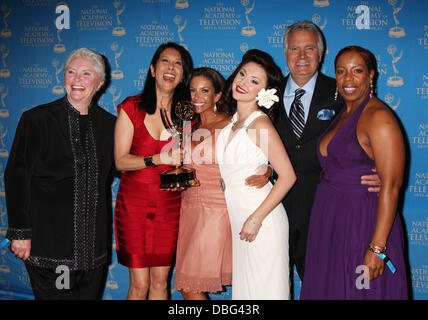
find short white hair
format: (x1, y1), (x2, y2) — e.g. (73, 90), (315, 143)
(65, 48), (106, 81)
(283, 21), (325, 58)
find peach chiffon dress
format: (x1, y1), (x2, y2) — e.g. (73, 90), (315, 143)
(174, 131), (232, 293)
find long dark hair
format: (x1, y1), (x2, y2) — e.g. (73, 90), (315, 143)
(222, 49), (283, 122)
(138, 42), (193, 121)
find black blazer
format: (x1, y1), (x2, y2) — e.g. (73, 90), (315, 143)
(274, 72), (343, 227)
(275, 72), (342, 175)
(5, 97), (117, 271)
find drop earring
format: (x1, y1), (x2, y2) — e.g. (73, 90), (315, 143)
(334, 86), (338, 101)
(369, 80), (373, 99)
(213, 104), (217, 113)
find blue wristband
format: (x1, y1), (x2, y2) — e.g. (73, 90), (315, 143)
(0, 238), (10, 249)
(375, 253), (396, 274)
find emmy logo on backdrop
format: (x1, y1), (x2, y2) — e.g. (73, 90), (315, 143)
(107, 261), (118, 289)
(0, 203), (9, 274)
(312, 14), (327, 31)
(0, 279), (13, 299)
(387, 44), (404, 87)
(109, 85), (122, 113)
(53, 28), (66, 53)
(0, 247), (10, 274)
(111, 42), (124, 80)
(0, 203), (6, 238)
(389, 0), (405, 38)
(173, 15), (187, 49)
(0, 44), (9, 78)
(0, 84), (9, 118)
(0, 124), (7, 158)
(0, 204), (5, 230)
(313, 14), (329, 56)
(240, 42), (249, 53)
(54, 3), (69, 51)
(52, 59), (65, 95)
(159, 101), (199, 190)
(107, 243), (119, 290)
(112, 0), (126, 36)
(0, 3), (11, 38)
(241, 0), (256, 36)
(313, 0), (329, 7)
(0, 164), (4, 197)
(175, 0), (189, 9)
(385, 93), (400, 110)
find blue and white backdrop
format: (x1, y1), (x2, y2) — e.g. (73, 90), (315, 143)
(0, 0), (426, 300)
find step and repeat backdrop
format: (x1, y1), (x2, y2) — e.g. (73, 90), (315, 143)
(0, 0), (426, 300)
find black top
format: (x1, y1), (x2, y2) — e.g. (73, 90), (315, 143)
(5, 96), (117, 271)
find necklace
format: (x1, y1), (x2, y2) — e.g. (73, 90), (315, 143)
(231, 116), (247, 131)
(232, 123), (245, 131)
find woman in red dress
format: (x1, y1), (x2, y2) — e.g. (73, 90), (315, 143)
(114, 42), (193, 300)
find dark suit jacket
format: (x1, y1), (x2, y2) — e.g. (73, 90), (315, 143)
(274, 72), (343, 230)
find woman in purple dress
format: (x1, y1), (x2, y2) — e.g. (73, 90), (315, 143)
(300, 46), (408, 299)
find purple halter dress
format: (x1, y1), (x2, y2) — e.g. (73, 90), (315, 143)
(300, 96), (408, 300)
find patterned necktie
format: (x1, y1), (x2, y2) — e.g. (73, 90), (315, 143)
(289, 88), (306, 140)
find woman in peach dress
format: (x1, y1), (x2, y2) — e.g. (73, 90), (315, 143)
(174, 68), (270, 299)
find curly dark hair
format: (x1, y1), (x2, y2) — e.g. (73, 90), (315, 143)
(222, 49), (284, 122)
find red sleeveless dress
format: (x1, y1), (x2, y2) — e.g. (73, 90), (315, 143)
(114, 95), (181, 268)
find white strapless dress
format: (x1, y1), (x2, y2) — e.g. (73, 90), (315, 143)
(216, 110), (290, 300)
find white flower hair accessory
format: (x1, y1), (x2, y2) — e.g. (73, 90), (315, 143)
(256, 88), (279, 109)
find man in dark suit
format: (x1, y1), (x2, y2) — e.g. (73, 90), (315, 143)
(275, 21), (379, 281)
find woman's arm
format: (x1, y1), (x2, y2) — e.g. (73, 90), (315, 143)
(5, 111), (42, 260)
(240, 116), (297, 242)
(114, 109), (179, 171)
(362, 104), (405, 280)
(245, 164), (272, 188)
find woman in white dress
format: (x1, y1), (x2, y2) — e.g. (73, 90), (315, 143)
(216, 49), (297, 300)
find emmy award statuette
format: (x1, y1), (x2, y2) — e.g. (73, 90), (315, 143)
(159, 101), (199, 190)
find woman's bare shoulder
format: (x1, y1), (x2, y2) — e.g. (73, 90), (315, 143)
(360, 98), (400, 134)
(248, 112), (272, 130)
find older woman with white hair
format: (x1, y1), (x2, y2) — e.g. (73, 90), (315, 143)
(5, 48), (117, 299)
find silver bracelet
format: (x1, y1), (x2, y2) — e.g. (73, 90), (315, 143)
(249, 216), (262, 228)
